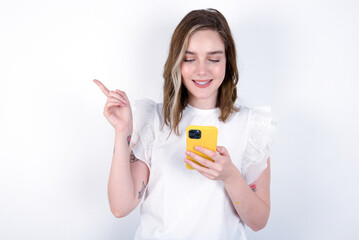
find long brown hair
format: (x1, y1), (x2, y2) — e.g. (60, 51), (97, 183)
(162, 8), (239, 136)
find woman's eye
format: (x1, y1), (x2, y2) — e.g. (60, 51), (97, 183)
(209, 59), (220, 62)
(184, 59), (195, 62)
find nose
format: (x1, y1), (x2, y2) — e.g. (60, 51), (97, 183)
(195, 59), (209, 76)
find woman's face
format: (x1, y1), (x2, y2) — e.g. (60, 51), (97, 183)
(181, 29), (226, 109)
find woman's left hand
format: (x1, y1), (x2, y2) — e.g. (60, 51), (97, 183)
(185, 146), (236, 181)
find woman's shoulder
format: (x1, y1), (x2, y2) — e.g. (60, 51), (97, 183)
(233, 100), (273, 120)
(246, 106), (274, 125)
(240, 104), (276, 183)
(132, 97), (158, 108)
(131, 98), (162, 113)
(231, 102), (276, 135)
(240, 104), (276, 150)
(131, 98), (163, 126)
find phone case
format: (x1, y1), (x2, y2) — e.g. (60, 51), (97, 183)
(186, 125), (218, 169)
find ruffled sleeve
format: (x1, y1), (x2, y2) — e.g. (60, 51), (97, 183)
(131, 98), (157, 170)
(241, 106), (276, 184)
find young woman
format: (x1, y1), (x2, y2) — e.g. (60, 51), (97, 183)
(94, 8), (275, 240)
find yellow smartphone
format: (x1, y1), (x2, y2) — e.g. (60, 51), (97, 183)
(186, 125), (218, 169)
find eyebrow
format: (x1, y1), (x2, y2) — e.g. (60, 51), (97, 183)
(185, 50), (224, 55)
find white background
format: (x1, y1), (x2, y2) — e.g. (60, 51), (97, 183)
(1, 0), (358, 239)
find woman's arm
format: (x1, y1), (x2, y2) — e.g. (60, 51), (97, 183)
(185, 146), (270, 231)
(223, 158), (270, 231)
(93, 79), (150, 218)
(108, 131), (150, 218)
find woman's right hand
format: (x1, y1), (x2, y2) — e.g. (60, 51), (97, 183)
(93, 79), (133, 132)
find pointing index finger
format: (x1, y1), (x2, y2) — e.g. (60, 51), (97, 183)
(93, 79), (110, 96)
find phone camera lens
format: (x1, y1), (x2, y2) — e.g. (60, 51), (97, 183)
(189, 129), (201, 139)
(195, 130), (201, 139)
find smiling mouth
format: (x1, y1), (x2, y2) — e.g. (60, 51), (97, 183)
(192, 80), (212, 85)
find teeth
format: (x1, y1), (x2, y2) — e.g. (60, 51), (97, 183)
(194, 80), (211, 85)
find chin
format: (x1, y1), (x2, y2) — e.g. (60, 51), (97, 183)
(191, 93), (217, 102)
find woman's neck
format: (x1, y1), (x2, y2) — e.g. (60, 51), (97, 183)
(187, 98), (218, 110)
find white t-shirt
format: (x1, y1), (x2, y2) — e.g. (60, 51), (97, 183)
(131, 98), (276, 240)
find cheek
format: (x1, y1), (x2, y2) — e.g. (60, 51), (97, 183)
(181, 64), (192, 80)
(212, 63), (226, 79)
